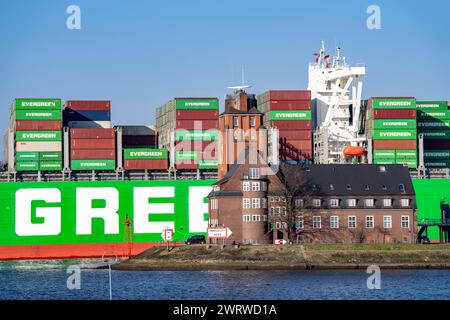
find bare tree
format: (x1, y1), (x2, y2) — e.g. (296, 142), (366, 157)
(349, 224), (368, 243)
(375, 224), (392, 244)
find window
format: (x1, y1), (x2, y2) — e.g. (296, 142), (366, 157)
(313, 199), (321, 208)
(261, 182), (267, 191)
(252, 215), (261, 222)
(275, 207), (281, 216)
(400, 199), (410, 207)
(243, 215), (250, 222)
(330, 216), (339, 229)
(329, 199), (339, 208)
(280, 197), (286, 203)
(401, 216), (410, 229)
(313, 216), (322, 229)
(346, 184), (352, 191)
(382, 185), (387, 190)
(383, 216), (392, 229)
(233, 117), (239, 127)
(399, 184), (406, 193)
(281, 207), (287, 216)
(383, 199), (392, 207)
(366, 216), (374, 228)
(252, 198), (261, 209)
(262, 215), (268, 222)
(210, 218), (219, 227)
(270, 207), (275, 216)
(295, 216), (304, 230)
(243, 198), (250, 209)
(275, 222), (287, 229)
(243, 181), (250, 192)
(252, 182), (260, 191)
(250, 117), (256, 127)
(365, 198), (374, 207)
(249, 168), (260, 179)
(295, 199), (304, 208)
(210, 199), (218, 210)
(261, 198), (267, 209)
(364, 184), (370, 191)
(213, 186), (220, 192)
(269, 197), (274, 202)
(329, 184), (335, 191)
(347, 199), (357, 207)
(348, 216), (357, 229)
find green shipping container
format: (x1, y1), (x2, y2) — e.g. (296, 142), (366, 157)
(16, 162), (39, 171)
(419, 131), (450, 139)
(39, 162), (62, 171)
(425, 160), (450, 168)
(15, 110), (61, 121)
(16, 131), (62, 142)
(373, 119), (416, 130)
(269, 110), (312, 121)
(175, 130), (218, 141)
(14, 99), (61, 110)
(424, 150), (450, 159)
(124, 149), (168, 160)
(395, 150), (418, 158)
(71, 160), (115, 171)
(395, 159), (417, 168)
(372, 98), (416, 109)
(417, 120), (450, 129)
(176, 151), (198, 161)
(372, 130), (417, 140)
(416, 101), (448, 111)
(175, 99), (219, 110)
(198, 159), (218, 169)
(16, 152), (39, 162)
(417, 110), (450, 120)
(373, 159), (396, 165)
(39, 152), (62, 161)
(373, 150), (395, 158)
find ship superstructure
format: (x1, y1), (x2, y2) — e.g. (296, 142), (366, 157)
(308, 42), (367, 164)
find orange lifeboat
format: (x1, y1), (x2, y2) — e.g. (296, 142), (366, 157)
(343, 146), (366, 157)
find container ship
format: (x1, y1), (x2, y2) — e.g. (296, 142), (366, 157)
(0, 43), (449, 260)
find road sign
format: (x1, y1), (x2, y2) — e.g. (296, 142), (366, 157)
(207, 227), (233, 239)
(274, 239), (287, 245)
(161, 229), (173, 242)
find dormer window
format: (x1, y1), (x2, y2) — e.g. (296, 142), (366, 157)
(382, 185), (387, 191)
(330, 184), (335, 191)
(399, 184), (406, 193)
(346, 184), (352, 191)
(213, 186), (220, 192)
(249, 168), (260, 179)
(364, 184), (370, 191)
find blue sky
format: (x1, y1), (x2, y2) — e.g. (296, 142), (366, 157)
(0, 0), (449, 133)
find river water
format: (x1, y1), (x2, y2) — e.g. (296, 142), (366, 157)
(0, 260), (449, 300)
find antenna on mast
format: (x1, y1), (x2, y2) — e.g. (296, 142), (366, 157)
(228, 64), (252, 91)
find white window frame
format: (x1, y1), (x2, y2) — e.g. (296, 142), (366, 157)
(252, 182), (260, 192)
(348, 216), (357, 229)
(243, 215), (250, 222)
(252, 198), (261, 209)
(313, 199), (321, 208)
(210, 199), (218, 210)
(329, 198), (339, 208)
(295, 199), (304, 208)
(383, 215), (392, 229)
(249, 168), (260, 179)
(383, 198), (392, 207)
(296, 216), (304, 230)
(261, 182), (267, 191)
(330, 216), (339, 229)
(365, 198), (375, 208)
(313, 216), (322, 229)
(347, 199), (357, 208)
(281, 207), (287, 216)
(270, 207), (275, 216)
(252, 215), (261, 222)
(243, 198), (250, 209)
(400, 199), (410, 207)
(366, 216), (374, 229)
(243, 181), (250, 192)
(262, 215), (268, 222)
(401, 215), (410, 229)
(275, 207), (281, 216)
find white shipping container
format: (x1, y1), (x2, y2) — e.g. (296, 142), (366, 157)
(16, 141), (62, 152)
(68, 121), (112, 128)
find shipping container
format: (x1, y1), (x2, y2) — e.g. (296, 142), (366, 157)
(424, 140), (450, 149)
(424, 150), (450, 159)
(372, 130), (417, 140)
(417, 120), (450, 129)
(283, 140), (312, 151)
(175, 163), (198, 170)
(122, 135), (157, 146)
(419, 131), (450, 139)
(264, 90), (311, 101)
(175, 130), (218, 141)
(123, 148), (168, 160)
(71, 149), (115, 160)
(373, 140), (417, 150)
(39, 152), (62, 161)
(176, 150), (198, 161)
(15, 120), (61, 131)
(176, 110), (219, 120)
(71, 139), (115, 149)
(373, 150), (396, 158)
(373, 159), (396, 165)
(15, 110), (61, 121)
(39, 162), (62, 171)
(16, 152), (39, 162)
(424, 160), (450, 168)
(16, 131), (62, 141)
(64, 109), (111, 122)
(371, 98), (416, 109)
(175, 98), (219, 110)
(70, 128), (115, 139)
(16, 141), (62, 152)
(70, 160), (115, 170)
(198, 159), (218, 169)
(262, 100), (311, 111)
(176, 120), (219, 130)
(417, 110), (450, 120)
(67, 121), (112, 128)
(124, 159), (168, 170)
(373, 119), (416, 130)
(395, 150), (418, 158)
(269, 110), (312, 121)
(120, 125), (156, 136)
(14, 99), (61, 110)
(416, 101), (448, 111)
(65, 100), (111, 111)
(372, 109), (417, 119)
(269, 120), (312, 130)
(16, 162), (39, 171)
(175, 140), (216, 151)
(278, 130), (312, 140)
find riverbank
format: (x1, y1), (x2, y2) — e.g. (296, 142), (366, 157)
(114, 244), (450, 271)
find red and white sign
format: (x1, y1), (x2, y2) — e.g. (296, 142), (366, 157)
(161, 229), (173, 242)
(207, 227), (233, 239)
(274, 239), (287, 246)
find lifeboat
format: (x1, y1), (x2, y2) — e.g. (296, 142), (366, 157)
(343, 146), (366, 157)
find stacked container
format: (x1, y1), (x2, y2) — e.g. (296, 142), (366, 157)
(123, 148), (168, 170)
(257, 90), (312, 160)
(70, 128), (116, 170)
(121, 125), (157, 149)
(367, 97), (418, 168)
(12, 99), (63, 171)
(63, 100), (111, 128)
(417, 101), (450, 169)
(156, 98), (219, 170)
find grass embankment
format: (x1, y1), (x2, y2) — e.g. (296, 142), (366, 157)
(114, 244), (450, 271)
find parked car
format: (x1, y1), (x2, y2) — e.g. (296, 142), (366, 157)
(185, 235), (206, 245)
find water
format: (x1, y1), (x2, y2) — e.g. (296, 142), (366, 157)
(0, 260), (449, 300)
